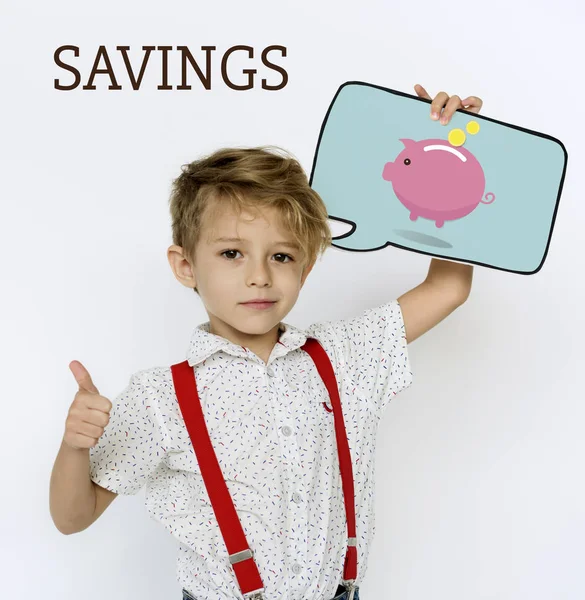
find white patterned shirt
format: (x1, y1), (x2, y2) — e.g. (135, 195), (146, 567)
(89, 299), (413, 600)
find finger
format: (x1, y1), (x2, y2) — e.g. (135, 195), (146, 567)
(78, 419), (107, 438)
(414, 83), (432, 100)
(430, 91), (450, 120)
(460, 95), (483, 114)
(71, 432), (100, 449)
(70, 360), (100, 395)
(84, 396), (113, 416)
(82, 406), (111, 425)
(439, 95), (462, 125)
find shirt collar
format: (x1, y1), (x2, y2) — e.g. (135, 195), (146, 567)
(186, 320), (309, 367)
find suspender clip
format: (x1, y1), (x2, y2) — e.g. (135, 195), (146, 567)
(342, 579), (357, 600)
(242, 589), (265, 599)
(229, 550), (265, 598)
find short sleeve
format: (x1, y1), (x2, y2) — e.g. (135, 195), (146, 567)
(89, 370), (169, 495)
(306, 299), (413, 414)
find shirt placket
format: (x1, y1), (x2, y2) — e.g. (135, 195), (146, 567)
(265, 360), (309, 596)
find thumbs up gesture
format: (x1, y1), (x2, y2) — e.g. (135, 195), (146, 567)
(64, 361), (113, 450)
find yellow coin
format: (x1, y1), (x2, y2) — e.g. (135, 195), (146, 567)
(448, 128), (466, 147)
(466, 121), (480, 134)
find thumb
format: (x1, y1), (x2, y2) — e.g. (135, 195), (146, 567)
(69, 360), (100, 395)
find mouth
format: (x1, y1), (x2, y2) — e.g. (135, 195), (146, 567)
(241, 301), (277, 310)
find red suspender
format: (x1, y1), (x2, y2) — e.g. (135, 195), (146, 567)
(301, 339), (358, 587)
(170, 337), (358, 599)
(170, 359), (264, 597)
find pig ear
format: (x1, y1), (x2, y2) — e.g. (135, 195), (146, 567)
(399, 138), (415, 148)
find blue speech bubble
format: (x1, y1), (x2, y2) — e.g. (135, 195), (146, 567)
(308, 82), (567, 275)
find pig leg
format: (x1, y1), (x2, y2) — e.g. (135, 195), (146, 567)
(409, 212), (418, 221)
(435, 220), (445, 228)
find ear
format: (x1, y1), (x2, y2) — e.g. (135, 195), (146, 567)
(167, 245), (197, 289)
(300, 260), (315, 288)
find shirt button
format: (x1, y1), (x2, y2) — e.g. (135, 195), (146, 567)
(266, 365), (275, 377)
(281, 425), (293, 437)
(292, 563), (302, 575)
(292, 492), (302, 504)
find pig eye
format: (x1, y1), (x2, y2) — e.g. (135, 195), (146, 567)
(404, 158), (411, 166)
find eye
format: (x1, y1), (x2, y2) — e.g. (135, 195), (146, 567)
(274, 253), (293, 263)
(221, 249), (242, 260)
(403, 158), (411, 165)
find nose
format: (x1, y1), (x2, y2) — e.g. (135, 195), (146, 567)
(246, 258), (272, 287)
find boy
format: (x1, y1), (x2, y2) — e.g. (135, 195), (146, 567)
(50, 85), (483, 600)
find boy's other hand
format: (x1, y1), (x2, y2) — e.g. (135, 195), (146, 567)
(64, 361), (113, 451)
(414, 84), (483, 125)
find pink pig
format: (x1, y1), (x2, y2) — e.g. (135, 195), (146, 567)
(382, 138), (495, 228)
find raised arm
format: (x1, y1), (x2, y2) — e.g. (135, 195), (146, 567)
(398, 258), (472, 344)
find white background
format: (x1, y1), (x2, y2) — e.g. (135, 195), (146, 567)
(1, 1), (584, 599)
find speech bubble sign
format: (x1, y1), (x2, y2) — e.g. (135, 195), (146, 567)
(308, 82), (567, 274)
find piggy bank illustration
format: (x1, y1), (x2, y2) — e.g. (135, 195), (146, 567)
(382, 138), (495, 228)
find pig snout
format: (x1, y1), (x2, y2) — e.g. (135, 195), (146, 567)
(382, 161), (394, 181)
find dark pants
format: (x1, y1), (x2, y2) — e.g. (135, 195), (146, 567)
(182, 583), (361, 599)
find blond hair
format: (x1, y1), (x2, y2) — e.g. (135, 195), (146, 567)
(169, 145), (332, 294)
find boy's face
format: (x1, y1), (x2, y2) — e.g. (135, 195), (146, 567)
(168, 201), (315, 354)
